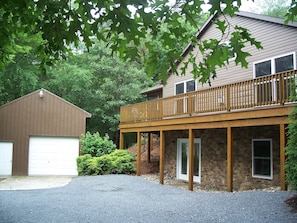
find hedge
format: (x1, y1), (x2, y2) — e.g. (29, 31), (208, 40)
(76, 149), (136, 175)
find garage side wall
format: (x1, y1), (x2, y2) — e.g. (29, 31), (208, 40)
(0, 90), (90, 175)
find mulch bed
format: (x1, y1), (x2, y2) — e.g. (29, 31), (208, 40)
(286, 194), (297, 213)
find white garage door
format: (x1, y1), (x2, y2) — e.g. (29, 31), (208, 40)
(29, 136), (79, 176)
(0, 142), (13, 175)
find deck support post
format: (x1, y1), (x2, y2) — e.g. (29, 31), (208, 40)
(227, 127), (233, 192)
(137, 131), (142, 176)
(280, 124), (287, 190)
(147, 133), (152, 163)
(119, 131), (124, 149)
(160, 130), (165, 184)
(188, 128), (194, 191)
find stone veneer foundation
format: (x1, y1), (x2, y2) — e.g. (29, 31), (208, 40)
(163, 125), (281, 191)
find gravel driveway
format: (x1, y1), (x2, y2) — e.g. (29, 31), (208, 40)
(0, 175), (296, 223)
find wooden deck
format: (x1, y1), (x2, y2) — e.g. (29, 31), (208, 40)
(120, 70), (297, 125)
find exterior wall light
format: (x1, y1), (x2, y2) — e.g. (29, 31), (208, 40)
(39, 90), (44, 98)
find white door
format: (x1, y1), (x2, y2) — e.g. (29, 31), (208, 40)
(29, 136), (79, 176)
(0, 142), (13, 175)
(177, 138), (201, 183)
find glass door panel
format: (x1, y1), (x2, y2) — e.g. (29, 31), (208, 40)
(194, 143), (200, 177)
(177, 138), (201, 182)
(181, 142), (188, 175)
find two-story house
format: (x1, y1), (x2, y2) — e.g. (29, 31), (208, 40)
(119, 11), (297, 192)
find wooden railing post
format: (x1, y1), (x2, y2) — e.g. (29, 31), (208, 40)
(226, 85), (231, 112)
(279, 74), (285, 105)
(159, 100), (163, 120)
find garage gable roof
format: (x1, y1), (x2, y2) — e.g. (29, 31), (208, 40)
(0, 88), (91, 118)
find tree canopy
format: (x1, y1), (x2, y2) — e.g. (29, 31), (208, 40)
(1, 0), (296, 84)
(43, 40), (152, 141)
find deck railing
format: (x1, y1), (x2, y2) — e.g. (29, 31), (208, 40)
(120, 70), (297, 124)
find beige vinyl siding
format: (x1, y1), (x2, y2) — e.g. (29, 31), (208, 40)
(163, 14), (297, 98)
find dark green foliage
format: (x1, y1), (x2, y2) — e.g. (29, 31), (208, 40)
(285, 76), (297, 190)
(77, 132), (135, 175)
(76, 154), (93, 175)
(87, 156), (113, 175)
(285, 105), (297, 190)
(44, 41), (151, 141)
(109, 150), (136, 174)
(2, 1), (296, 84)
(123, 132), (137, 149)
(76, 150), (136, 175)
(80, 132), (116, 157)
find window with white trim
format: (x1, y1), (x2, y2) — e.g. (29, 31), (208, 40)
(252, 139), (273, 179)
(254, 52), (296, 78)
(254, 52), (296, 103)
(175, 79), (196, 95)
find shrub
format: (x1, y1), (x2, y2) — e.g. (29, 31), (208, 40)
(109, 150), (136, 174)
(285, 106), (297, 190)
(95, 156), (113, 175)
(80, 132), (116, 157)
(76, 150), (136, 175)
(76, 154), (92, 175)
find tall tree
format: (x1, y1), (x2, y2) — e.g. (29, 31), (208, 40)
(143, 13), (209, 81)
(1, 1), (296, 84)
(44, 41), (152, 141)
(0, 33), (44, 105)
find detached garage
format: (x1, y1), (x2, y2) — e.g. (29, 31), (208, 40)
(0, 89), (91, 176)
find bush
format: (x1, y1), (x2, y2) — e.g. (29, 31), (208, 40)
(76, 150), (136, 175)
(80, 132), (116, 157)
(109, 150), (136, 174)
(285, 106), (297, 190)
(76, 154), (92, 175)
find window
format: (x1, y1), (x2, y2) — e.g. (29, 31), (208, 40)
(255, 60), (271, 77)
(175, 79), (196, 95)
(275, 54), (294, 73)
(254, 52), (296, 78)
(252, 139), (273, 179)
(254, 52), (296, 104)
(176, 83), (184, 95)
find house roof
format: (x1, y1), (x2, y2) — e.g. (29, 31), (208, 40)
(181, 10), (297, 59)
(0, 88), (92, 118)
(141, 84), (164, 94)
(236, 11), (297, 28)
